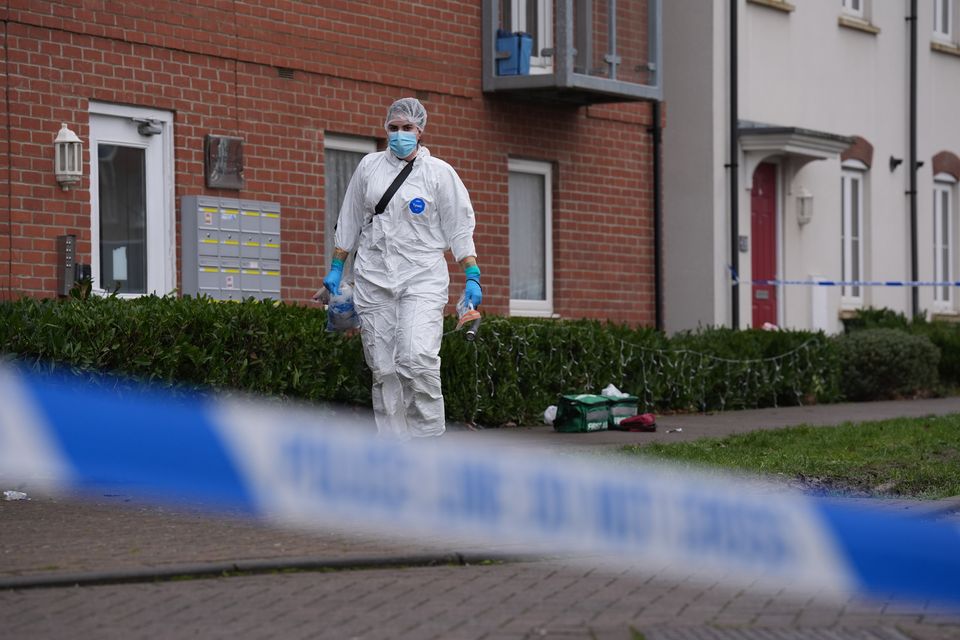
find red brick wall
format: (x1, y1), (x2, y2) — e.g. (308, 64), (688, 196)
(1, 0), (656, 326)
(0, 22), (8, 297)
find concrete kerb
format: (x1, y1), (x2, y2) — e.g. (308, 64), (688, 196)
(0, 551), (547, 592)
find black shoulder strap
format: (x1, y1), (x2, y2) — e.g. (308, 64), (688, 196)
(374, 160), (414, 215)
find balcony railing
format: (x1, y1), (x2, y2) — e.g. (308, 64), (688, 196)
(482, 0), (662, 105)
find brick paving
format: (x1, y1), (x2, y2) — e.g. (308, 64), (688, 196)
(2, 559), (959, 639)
(2, 398), (960, 639)
(0, 494), (456, 580)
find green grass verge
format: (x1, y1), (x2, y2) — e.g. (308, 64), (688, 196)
(621, 414), (960, 500)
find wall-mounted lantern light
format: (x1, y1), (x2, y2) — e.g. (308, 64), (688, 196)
(54, 123), (82, 190)
(796, 188), (813, 226)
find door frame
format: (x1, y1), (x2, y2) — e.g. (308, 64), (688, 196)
(88, 101), (175, 297)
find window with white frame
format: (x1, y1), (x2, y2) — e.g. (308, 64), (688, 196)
(323, 134), (376, 272)
(841, 0), (865, 19)
(934, 174), (957, 310)
(89, 102), (175, 297)
(508, 158), (553, 317)
(502, 0), (554, 73)
(934, 0), (954, 42)
(841, 162), (867, 307)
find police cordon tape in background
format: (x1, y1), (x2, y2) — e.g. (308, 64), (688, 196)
(727, 265), (960, 289)
(0, 363), (957, 608)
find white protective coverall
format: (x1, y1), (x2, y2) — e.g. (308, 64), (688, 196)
(333, 145), (477, 440)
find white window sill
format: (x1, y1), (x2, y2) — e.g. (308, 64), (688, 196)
(932, 41), (960, 57)
(509, 304), (556, 318)
(838, 16), (881, 35)
(839, 303), (864, 318)
(932, 311), (960, 322)
(747, 0), (795, 13)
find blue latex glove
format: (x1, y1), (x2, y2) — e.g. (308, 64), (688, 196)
(323, 258), (344, 296)
(463, 265), (482, 308)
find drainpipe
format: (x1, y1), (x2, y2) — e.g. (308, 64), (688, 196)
(908, 0), (919, 319)
(651, 100), (663, 331)
(728, 0), (740, 328)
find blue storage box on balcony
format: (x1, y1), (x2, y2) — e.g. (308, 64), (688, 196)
(496, 29), (533, 76)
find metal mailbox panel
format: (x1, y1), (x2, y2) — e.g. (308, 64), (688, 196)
(199, 288), (221, 300)
(198, 230), (219, 256)
(260, 209), (280, 234)
(240, 209), (261, 232)
(219, 231), (240, 258)
(198, 264), (219, 289)
(260, 235), (280, 261)
(241, 234), (260, 259)
(198, 205), (219, 229)
(183, 196), (280, 299)
(261, 260), (281, 293)
(220, 289), (242, 302)
(219, 207), (240, 231)
(240, 269), (261, 292)
(220, 267), (240, 292)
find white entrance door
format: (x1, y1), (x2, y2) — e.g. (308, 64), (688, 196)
(89, 103), (174, 296)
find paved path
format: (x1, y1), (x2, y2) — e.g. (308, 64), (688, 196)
(3, 398), (960, 639)
(446, 396), (960, 449)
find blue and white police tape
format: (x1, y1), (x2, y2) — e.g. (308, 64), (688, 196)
(0, 363), (957, 607)
(754, 279), (960, 287)
(728, 266), (960, 288)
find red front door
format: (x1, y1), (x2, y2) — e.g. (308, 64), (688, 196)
(751, 162), (777, 328)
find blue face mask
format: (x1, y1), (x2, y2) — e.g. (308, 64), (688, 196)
(388, 131), (418, 158)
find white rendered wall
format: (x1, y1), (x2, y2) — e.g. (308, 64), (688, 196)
(663, 0), (960, 333)
(741, 2), (903, 331)
(917, 17), (960, 317)
(662, 0), (729, 334)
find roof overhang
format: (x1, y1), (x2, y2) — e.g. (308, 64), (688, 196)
(738, 120), (854, 161)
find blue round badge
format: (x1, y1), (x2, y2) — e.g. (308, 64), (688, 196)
(409, 198), (426, 214)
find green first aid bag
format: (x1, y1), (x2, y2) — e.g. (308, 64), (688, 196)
(553, 394), (611, 432)
(607, 395), (639, 427)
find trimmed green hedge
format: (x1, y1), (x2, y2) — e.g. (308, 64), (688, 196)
(0, 296), (947, 427)
(842, 307), (960, 389)
(0, 295), (369, 405)
(834, 328), (940, 401)
(441, 316), (839, 423)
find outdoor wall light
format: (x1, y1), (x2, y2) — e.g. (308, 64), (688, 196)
(796, 189), (813, 226)
(889, 156), (904, 171)
(54, 123), (82, 190)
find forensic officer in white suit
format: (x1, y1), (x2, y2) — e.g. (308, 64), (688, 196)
(322, 97), (483, 440)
